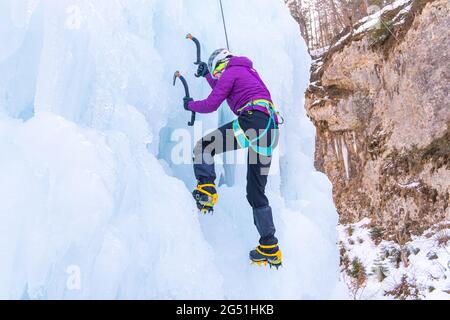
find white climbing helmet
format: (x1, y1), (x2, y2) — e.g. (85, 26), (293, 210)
(208, 48), (233, 74)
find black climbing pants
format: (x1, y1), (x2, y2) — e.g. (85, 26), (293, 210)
(193, 110), (279, 245)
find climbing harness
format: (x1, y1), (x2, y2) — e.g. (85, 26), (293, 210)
(232, 99), (282, 157)
(238, 99), (284, 125)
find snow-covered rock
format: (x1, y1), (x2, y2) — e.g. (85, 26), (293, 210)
(303, 0), (449, 299)
(338, 219), (450, 300)
(305, 0), (450, 238)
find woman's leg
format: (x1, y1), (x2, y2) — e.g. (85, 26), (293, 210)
(193, 121), (239, 185)
(193, 111), (279, 247)
(247, 151), (278, 246)
(239, 110), (279, 246)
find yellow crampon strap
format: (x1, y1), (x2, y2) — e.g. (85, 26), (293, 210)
(259, 244), (278, 249)
(252, 245), (283, 268)
(196, 184), (218, 207)
(256, 247), (280, 257)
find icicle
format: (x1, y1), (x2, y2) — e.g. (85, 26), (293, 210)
(334, 136), (339, 157)
(352, 131), (358, 153)
(341, 136), (350, 180)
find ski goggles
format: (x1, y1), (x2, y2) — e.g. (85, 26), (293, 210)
(212, 60), (229, 79)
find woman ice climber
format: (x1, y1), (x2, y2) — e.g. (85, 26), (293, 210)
(184, 49), (282, 268)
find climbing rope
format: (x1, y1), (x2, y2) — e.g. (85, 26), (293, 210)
(219, 0), (230, 50)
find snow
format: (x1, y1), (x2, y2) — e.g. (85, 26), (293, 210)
(354, 0), (412, 35)
(359, 0), (413, 34)
(397, 182), (421, 189)
(315, 0), (413, 57)
(338, 219), (450, 300)
(332, 33), (351, 49)
(359, 0), (412, 25)
(0, 0), (343, 299)
(393, 4), (413, 20)
(310, 46), (330, 58)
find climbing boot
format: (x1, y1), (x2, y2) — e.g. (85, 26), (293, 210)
(250, 244), (282, 269)
(192, 183), (218, 214)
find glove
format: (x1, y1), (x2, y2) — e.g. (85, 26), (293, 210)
(195, 62), (209, 78)
(183, 97), (193, 111)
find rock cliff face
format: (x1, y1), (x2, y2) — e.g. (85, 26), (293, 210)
(305, 0), (449, 241)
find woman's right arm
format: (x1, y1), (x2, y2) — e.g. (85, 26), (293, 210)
(188, 70), (235, 114)
(205, 73), (217, 89)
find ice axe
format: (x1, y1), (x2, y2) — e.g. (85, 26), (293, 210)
(173, 71), (195, 127)
(186, 33), (203, 78)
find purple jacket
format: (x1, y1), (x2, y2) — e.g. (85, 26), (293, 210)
(188, 56), (273, 116)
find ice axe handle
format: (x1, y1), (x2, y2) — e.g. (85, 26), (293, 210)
(173, 72), (190, 97)
(188, 111), (196, 127)
(186, 34), (203, 77)
(186, 33), (201, 64)
(173, 71), (196, 127)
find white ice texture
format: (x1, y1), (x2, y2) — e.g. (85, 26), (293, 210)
(0, 0), (343, 299)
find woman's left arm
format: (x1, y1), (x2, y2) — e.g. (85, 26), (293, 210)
(188, 70), (235, 114)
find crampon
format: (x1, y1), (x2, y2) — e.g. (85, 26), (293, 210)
(249, 244), (283, 269)
(192, 183), (218, 214)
